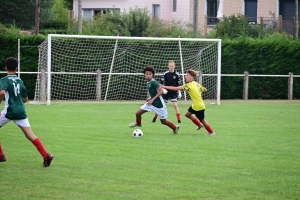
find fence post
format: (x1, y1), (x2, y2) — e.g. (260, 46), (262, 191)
(279, 15), (282, 33)
(198, 71), (203, 85)
(288, 72), (293, 100)
(96, 70), (102, 100)
(243, 71), (249, 100)
(260, 16), (263, 25)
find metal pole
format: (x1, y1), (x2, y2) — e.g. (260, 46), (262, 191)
(78, 0), (82, 34)
(296, 0), (298, 39)
(193, 0), (198, 36)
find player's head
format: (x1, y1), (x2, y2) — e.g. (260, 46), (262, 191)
(143, 66), (155, 81)
(5, 57), (18, 71)
(185, 69), (198, 82)
(168, 60), (175, 72)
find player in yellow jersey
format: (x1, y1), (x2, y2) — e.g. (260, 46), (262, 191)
(161, 69), (215, 135)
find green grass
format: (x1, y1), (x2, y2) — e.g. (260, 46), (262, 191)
(0, 100), (300, 199)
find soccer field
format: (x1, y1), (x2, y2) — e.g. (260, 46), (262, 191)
(0, 100), (299, 199)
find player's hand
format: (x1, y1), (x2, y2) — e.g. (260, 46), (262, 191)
(147, 99), (153, 106)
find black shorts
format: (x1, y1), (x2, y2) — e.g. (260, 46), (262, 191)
(188, 106), (205, 120)
(162, 92), (178, 103)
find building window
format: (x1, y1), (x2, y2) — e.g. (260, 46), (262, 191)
(173, 0), (177, 12)
(152, 4), (160, 19)
(245, 0), (257, 22)
(207, 0), (219, 25)
(82, 8), (120, 19)
(279, 0), (300, 20)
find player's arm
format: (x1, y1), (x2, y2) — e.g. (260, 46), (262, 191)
(161, 85), (183, 91)
(0, 90), (5, 103)
(147, 87), (163, 105)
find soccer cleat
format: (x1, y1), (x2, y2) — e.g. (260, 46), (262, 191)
(173, 125), (180, 134)
(129, 123), (142, 128)
(196, 124), (204, 130)
(0, 155), (6, 162)
(152, 118), (157, 123)
(208, 131), (215, 136)
(43, 154), (54, 167)
(178, 120), (181, 123)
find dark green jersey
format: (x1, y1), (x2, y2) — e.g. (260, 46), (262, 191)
(147, 78), (165, 108)
(0, 75), (27, 119)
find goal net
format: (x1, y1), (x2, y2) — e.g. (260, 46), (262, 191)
(34, 35), (221, 105)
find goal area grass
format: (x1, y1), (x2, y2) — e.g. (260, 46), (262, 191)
(0, 100), (299, 199)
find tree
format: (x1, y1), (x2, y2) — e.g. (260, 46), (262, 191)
(0, 0), (53, 29)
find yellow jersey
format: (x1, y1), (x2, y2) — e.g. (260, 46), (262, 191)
(182, 81), (206, 111)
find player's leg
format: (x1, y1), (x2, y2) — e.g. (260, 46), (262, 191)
(195, 111), (215, 135)
(170, 93), (181, 123)
(0, 141), (6, 162)
(152, 94), (168, 123)
(16, 119), (54, 167)
(155, 107), (179, 134)
(152, 113), (158, 123)
(0, 115), (10, 162)
(185, 107), (203, 129)
(129, 104), (149, 127)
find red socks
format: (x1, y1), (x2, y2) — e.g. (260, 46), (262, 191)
(153, 114), (158, 119)
(205, 125), (214, 133)
(169, 123), (177, 130)
(32, 138), (48, 158)
(0, 143), (4, 157)
(192, 118), (201, 126)
(176, 113), (181, 121)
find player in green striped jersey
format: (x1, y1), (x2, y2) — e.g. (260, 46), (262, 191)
(0, 57), (54, 167)
(129, 66), (179, 134)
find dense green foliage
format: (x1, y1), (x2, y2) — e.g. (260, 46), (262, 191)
(0, 10), (299, 100)
(221, 34), (300, 99)
(0, 32), (299, 100)
(210, 14), (280, 39)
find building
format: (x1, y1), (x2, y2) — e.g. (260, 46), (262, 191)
(72, 0), (299, 35)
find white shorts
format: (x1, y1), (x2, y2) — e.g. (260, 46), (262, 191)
(141, 103), (168, 119)
(0, 113), (30, 127)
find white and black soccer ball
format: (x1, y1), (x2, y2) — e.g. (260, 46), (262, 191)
(132, 129), (143, 138)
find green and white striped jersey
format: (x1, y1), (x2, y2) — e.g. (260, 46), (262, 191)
(147, 78), (165, 108)
(0, 75), (27, 119)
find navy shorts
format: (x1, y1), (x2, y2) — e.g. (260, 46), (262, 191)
(188, 106), (205, 120)
(162, 92), (178, 103)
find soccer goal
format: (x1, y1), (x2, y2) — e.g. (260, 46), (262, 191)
(34, 34), (221, 105)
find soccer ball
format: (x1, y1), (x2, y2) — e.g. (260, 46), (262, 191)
(132, 129), (143, 138)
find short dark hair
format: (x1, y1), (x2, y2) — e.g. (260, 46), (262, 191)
(5, 57), (18, 71)
(143, 66), (155, 76)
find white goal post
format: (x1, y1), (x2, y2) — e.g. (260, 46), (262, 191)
(34, 34), (221, 105)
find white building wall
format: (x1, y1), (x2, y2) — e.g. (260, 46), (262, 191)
(73, 0), (192, 24)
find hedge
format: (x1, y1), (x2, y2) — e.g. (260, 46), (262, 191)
(0, 34), (299, 100)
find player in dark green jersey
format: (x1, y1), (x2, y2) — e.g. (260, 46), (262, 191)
(129, 66), (179, 134)
(0, 57), (54, 167)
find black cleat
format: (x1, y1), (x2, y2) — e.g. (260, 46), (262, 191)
(43, 154), (54, 167)
(0, 155), (6, 162)
(178, 120), (181, 123)
(152, 118), (157, 123)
